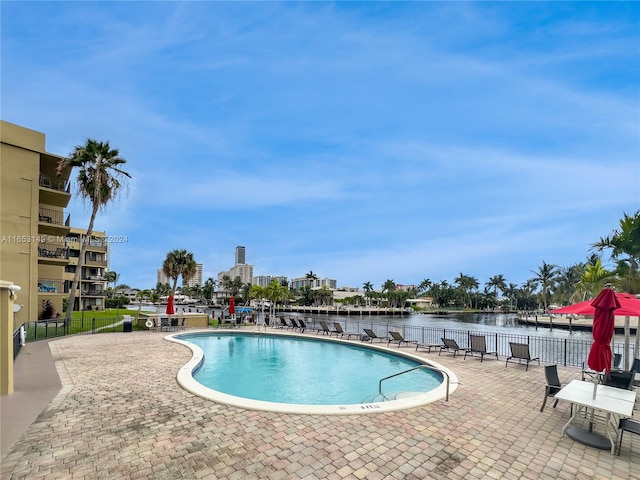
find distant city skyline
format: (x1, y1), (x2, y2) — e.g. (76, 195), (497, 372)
(3, 2), (638, 291)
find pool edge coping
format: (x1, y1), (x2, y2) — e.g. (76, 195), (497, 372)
(166, 328), (459, 415)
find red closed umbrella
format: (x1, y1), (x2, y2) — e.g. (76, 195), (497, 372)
(229, 296), (235, 315)
(166, 295), (175, 315)
(586, 288), (620, 373)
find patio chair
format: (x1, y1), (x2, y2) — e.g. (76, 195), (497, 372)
(170, 318), (179, 331)
(464, 335), (498, 362)
(333, 322), (360, 339)
(277, 316), (287, 328)
(540, 364), (562, 412)
(439, 338), (469, 358)
(505, 342), (540, 371)
(387, 331), (417, 348)
(617, 418), (640, 456)
(604, 370), (635, 390)
(159, 317), (170, 331)
(363, 328), (388, 343)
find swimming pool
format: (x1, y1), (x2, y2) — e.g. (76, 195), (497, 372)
(169, 330), (458, 415)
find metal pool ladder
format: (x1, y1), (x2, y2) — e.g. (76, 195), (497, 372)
(378, 365), (451, 402)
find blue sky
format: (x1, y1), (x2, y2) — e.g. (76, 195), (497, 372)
(2, 1), (639, 291)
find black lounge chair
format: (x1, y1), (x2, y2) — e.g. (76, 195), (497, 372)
(333, 322), (360, 339)
(363, 328), (388, 343)
(316, 320), (331, 335)
(464, 335), (498, 362)
(540, 364), (562, 412)
(277, 316), (287, 328)
(387, 331), (417, 348)
(288, 318), (300, 330)
(439, 338), (469, 358)
(505, 342), (540, 371)
(297, 319), (307, 333)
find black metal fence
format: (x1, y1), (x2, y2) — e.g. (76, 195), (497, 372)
(26, 316), (128, 342)
(295, 316), (636, 368)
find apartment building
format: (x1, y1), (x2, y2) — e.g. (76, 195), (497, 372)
(1, 120), (72, 326)
(1, 121), (110, 325)
(65, 227), (109, 311)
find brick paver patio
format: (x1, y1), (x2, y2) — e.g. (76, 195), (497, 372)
(1, 330), (638, 479)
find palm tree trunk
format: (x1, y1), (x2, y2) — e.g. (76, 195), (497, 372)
(64, 204), (99, 325)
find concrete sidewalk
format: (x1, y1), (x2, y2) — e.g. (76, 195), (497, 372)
(0, 339), (61, 458)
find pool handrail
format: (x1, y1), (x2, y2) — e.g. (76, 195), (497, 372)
(378, 364), (450, 402)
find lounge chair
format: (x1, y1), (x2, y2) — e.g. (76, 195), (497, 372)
(333, 322), (360, 339)
(540, 364), (562, 412)
(170, 318), (179, 331)
(276, 316), (287, 328)
(387, 331), (417, 348)
(617, 418), (640, 456)
(297, 319), (307, 333)
(288, 318), (300, 330)
(316, 320), (331, 335)
(363, 328), (388, 343)
(439, 338), (469, 358)
(505, 342), (540, 371)
(464, 335), (498, 362)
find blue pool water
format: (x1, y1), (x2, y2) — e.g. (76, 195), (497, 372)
(177, 332), (443, 405)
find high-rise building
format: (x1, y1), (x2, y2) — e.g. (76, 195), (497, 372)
(65, 227), (109, 311)
(235, 246), (245, 265)
(157, 269), (170, 286)
(184, 263), (203, 287)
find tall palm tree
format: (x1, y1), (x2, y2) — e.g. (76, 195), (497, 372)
(363, 281), (373, 307)
(61, 139), (130, 325)
(306, 270), (318, 287)
(530, 261), (558, 312)
(162, 249), (197, 300)
(575, 259), (615, 300)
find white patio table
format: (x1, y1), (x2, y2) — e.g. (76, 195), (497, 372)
(555, 379), (636, 454)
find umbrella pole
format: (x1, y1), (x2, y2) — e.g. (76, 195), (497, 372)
(624, 316), (630, 370)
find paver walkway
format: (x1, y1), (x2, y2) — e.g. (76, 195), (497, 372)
(1, 330), (638, 479)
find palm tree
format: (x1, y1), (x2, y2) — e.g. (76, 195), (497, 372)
(162, 249), (197, 301)
(306, 270), (318, 287)
(486, 274), (507, 300)
(575, 259), (615, 300)
(363, 281), (373, 307)
(60, 139), (130, 325)
(454, 273), (478, 309)
(135, 289), (151, 321)
(591, 210), (640, 294)
(105, 271), (119, 291)
(530, 261), (558, 312)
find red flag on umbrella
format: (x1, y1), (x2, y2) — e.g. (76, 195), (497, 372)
(229, 296), (235, 315)
(166, 295), (175, 315)
(586, 288), (620, 373)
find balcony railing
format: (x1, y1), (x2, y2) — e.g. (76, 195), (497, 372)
(38, 278), (64, 294)
(38, 243), (68, 259)
(38, 207), (65, 225)
(39, 173), (69, 192)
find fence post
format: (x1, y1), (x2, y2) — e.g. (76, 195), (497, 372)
(92, 317), (96, 334)
(563, 338), (567, 366)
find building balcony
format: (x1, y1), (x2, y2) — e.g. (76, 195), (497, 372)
(38, 207), (71, 236)
(38, 243), (68, 265)
(39, 173), (71, 207)
(38, 278), (65, 294)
